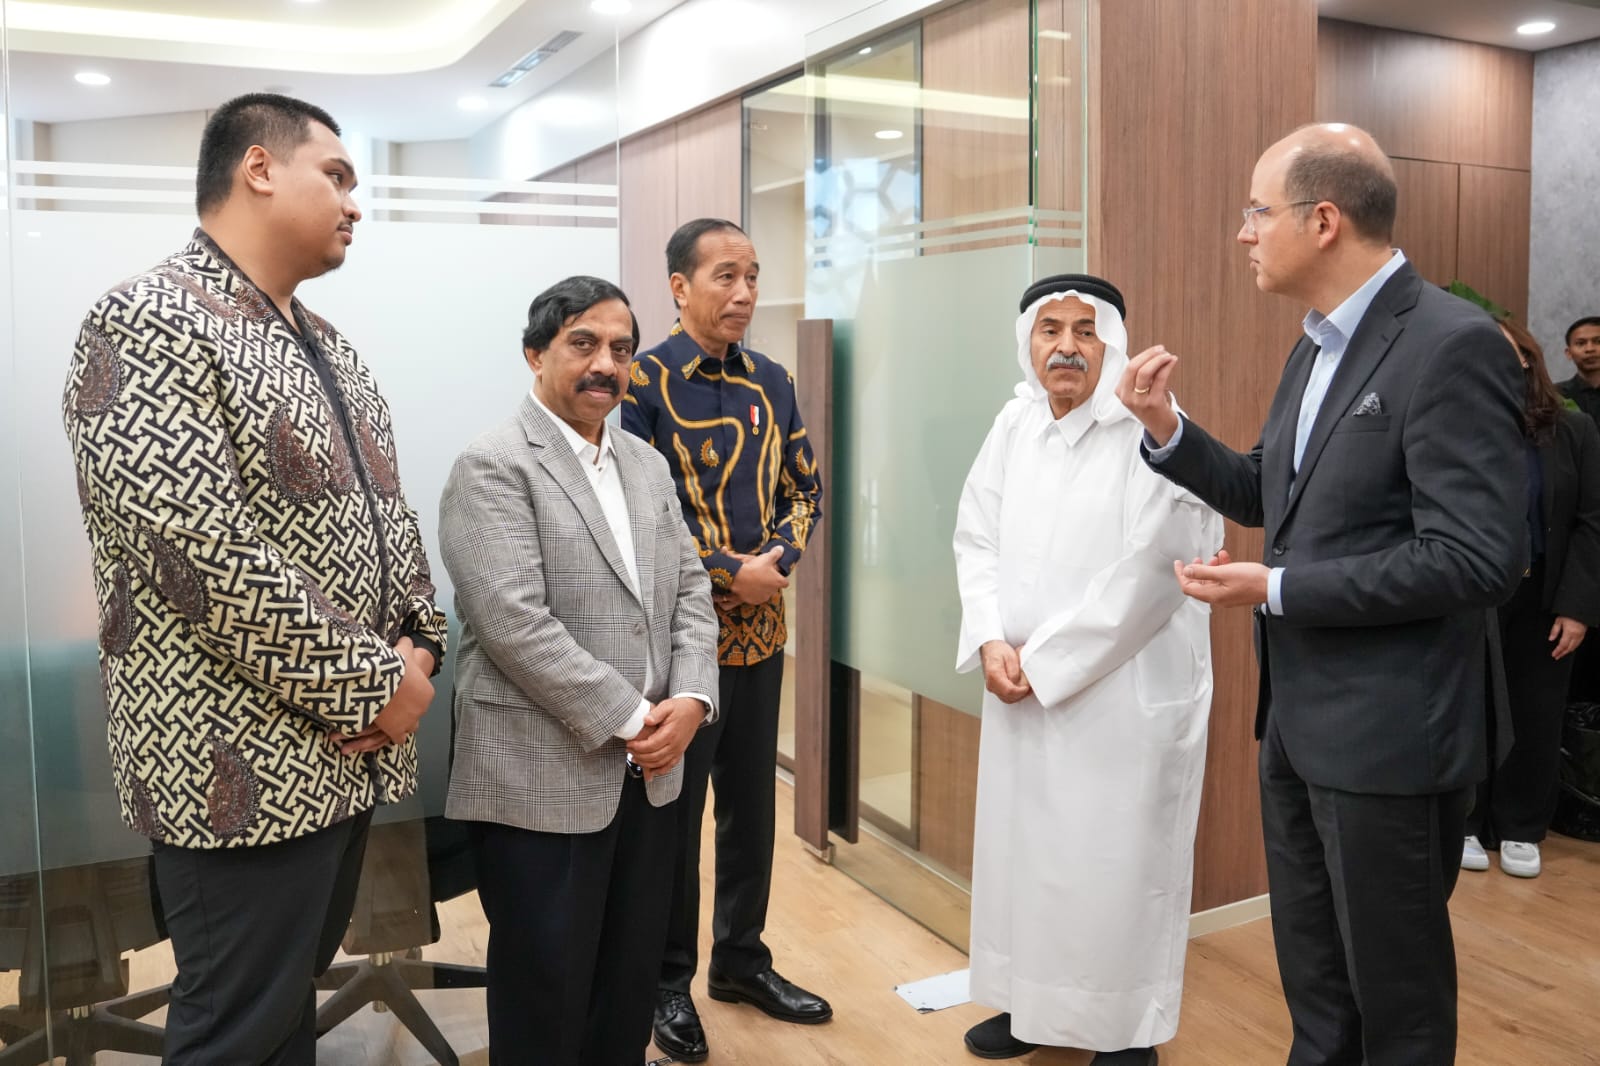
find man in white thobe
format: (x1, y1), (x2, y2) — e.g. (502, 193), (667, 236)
(953, 274), (1222, 1065)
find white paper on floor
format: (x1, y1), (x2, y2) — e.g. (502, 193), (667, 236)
(894, 967), (971, 1013)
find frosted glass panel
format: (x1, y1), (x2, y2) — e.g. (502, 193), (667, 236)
(819, 244), (1034, 715)
(11, 210), (620, 863)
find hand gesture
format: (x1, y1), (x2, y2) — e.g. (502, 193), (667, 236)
(979, 640), (1032, 704)
(1173, 552), (1270, 608)
(1116, 345), (1182, 446)
(626, 697), (707, 781)
(1549, 615), (1587, 660)
(333, 638), (435, 754)
(726, 545), (789, 607)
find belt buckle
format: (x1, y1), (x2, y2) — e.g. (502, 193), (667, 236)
(625, 757), (644, 779)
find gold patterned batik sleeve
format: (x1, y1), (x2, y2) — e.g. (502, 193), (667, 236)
(64, 307), (408, 732)
(761, 373), (823, 574)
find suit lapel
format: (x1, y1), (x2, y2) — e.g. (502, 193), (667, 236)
(1264, 336), (1318, 534)
(616, 442), (657, 620)
(520, 398), (641, 603)
(1281, 265), (1420, 527)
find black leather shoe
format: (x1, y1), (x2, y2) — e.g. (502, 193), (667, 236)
(652, 989), (708, 1063)
(1090, 1049), (1157, 1066)
(706, 967), (833, 1024)
(963, 1013), (1039, 1059)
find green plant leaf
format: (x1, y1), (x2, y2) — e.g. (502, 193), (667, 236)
(1448, 279), (1512, 322)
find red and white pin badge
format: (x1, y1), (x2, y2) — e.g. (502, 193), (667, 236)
(749, 404), (761, 434)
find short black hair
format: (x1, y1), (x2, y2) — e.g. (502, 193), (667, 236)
(666, 218), (748, 279)
(1283, 140), (1398, 244)
(196, 93), (341, 216)
(1567, 316), (1600, 346)
(522, 275), (639, 352)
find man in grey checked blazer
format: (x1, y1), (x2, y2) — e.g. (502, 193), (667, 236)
(440, 275), (719, 1066)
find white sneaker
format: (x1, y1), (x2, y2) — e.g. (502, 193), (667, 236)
(1500, 840), (1541, 878)
(1461, 835), (1489, 871)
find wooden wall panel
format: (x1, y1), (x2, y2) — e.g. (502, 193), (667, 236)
(1457, 165), (1531, 323)
(1390, 157), (1460, 290)
(913, 697), (981, 881)
(1092, 0), (1319, 912)
(1316, 19), (1532, 171)
(1036, 0), (1088, 222)
(619, 123), (680, 344)
(922, 0), (1031, 224)
(675, 98), (743, 225)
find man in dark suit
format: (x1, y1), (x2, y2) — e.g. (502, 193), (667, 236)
(1117, 124), (1527, 1066)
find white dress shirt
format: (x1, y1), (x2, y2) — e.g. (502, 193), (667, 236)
(530, 387), (709, 740)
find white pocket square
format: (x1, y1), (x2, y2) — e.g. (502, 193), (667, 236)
(1352, 392), (1384, 417)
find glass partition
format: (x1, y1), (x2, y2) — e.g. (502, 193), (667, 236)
(0, 3), (624, 1058)
(803, 0), (1088, 946)
(2, 1), (56, 1050)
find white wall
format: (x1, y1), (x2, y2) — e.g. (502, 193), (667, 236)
(1530, 37), (1600, 380)
(41, 109), (208, 166)
(470, 0), (944, 180)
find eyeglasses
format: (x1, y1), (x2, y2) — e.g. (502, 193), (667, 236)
(1240, 200), (1319, 236)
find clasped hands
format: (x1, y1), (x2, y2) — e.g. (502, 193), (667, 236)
(979, 640), (1032, 704)
(626, 697), (707, 782)
(332, 635), (436, 755)
(712, 544), (789, 612)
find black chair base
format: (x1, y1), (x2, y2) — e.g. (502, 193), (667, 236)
(0, 983), (169, 1066)
(316, 952), (486, 1066)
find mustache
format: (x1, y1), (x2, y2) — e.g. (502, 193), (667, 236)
(1046, 352), (1089, 371)
(575, 374), (618, 395)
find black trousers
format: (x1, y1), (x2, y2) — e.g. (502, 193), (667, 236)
(471, 774), (675, 1066)
(1260, 717), (1471, 1066)
(659, 653), (785, 992)
(152, 808), (373, 1066)
(1470, 561), (1574, 844)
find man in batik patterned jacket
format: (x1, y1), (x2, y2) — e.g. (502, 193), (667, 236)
(623, 218), (828, 1063)
(61, 93), (445, 1066)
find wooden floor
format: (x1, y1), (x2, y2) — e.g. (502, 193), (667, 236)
(12, 782), (1600, 1065)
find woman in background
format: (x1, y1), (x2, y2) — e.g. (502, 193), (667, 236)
(1465, 316), (1600, 877)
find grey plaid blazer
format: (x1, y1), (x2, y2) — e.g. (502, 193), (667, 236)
(439, 394), (719, 833)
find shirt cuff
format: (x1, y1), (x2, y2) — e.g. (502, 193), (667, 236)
(1143, 416), (1184, 463)
(615, 698), (652, 741)
(673, 691), (714, 727)
(1267, 567), (1286, 616)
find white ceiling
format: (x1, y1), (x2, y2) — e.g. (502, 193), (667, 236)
(1317, 0), (1600, 51)
(4, 0), (1597, 145)
(3, 0), (687, 141)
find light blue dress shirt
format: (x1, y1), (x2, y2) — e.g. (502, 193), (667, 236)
(1147, 250), (1408, 616)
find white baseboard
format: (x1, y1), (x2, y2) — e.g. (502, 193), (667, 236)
(1188, 893), (1271, 938)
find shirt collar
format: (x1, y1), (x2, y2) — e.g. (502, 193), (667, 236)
(529, 385), (616, 467)
(1028, 394), (1098, 447)
(1302, 249), (1408, 351)
(668, 320), (755, 377)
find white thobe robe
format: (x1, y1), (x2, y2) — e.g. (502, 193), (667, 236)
(954, 299), (1222, 1051)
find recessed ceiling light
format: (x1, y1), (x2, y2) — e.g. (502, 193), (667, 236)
(591, 0), (632, 15)
(874, 129), (904, 140)
(1517, 19), (1556, 34)
(458, 95), (488, 112)
(75, 72), (111, 86)
(858, 46), (873, 55)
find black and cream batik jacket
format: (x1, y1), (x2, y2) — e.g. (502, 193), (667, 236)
(62, 230), (447, 849)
